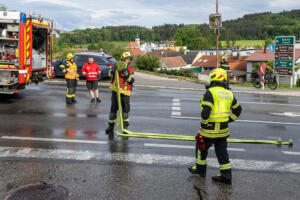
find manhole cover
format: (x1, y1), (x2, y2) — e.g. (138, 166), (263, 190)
(5, 183), (69, 200)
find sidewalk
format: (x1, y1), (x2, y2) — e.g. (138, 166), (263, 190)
(45, 72), (300, 97)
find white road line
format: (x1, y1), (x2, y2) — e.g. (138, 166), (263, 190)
(0, 136), (108, 145)
(173, 98), (181, 103)
(171, 112), (181, 116)
(282, 151), (300, 156)
(172, 116), (300, 126)
(172, 107), (181, 111)
(145, 143), (194, 149)
(144, 143), (245, 152)
(172, 98), (181, 117)
(179, 98), (300, 107)
(0, 146), (299, 173)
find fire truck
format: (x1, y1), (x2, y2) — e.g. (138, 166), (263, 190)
(0, 11), (54, 94)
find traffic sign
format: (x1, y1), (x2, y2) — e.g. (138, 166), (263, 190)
(274, 36), (295, 76)
(269, 44), (274, 52)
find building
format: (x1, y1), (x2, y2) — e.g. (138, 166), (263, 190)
(125, 35), (144, 56)
(191, 48), (256, 57)
(148, 50), (201, 67)
(140, 42), (161, 52)
(158, 41), (176, 47)
(161, 56), (187, 70)
(192, 55), (222, 72)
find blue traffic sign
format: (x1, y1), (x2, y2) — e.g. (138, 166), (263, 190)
(269, 44), (275, 52)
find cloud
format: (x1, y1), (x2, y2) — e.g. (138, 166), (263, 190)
(2, 0), (300, 30)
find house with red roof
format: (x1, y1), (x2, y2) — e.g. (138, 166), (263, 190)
(161, 56), (187, 70)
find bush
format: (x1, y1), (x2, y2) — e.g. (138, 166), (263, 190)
(158, 68), (193, 78)
(296, 78), (300, 87)
(135, 55), (161, 71)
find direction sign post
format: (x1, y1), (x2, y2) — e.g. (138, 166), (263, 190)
(274, 36), (295, 88)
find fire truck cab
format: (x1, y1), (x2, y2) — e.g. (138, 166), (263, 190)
(0, 11), (53, 94)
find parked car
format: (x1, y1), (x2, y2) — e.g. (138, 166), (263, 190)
(53, 52), (117, 79)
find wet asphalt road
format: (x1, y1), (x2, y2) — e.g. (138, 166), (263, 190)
(0, 82), (300, 200)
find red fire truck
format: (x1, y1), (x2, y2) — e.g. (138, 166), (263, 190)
(0, 11), (54, 94)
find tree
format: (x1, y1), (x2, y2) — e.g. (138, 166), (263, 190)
(135, 55), (161, 71)
(0, 3), (7, 11)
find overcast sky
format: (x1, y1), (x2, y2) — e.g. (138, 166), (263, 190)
(2, 0), (300, 30)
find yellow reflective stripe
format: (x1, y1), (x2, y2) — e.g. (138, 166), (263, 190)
(200, 133), (229, 138)
(201, 101), (213, 108)
(110, 84), (131, 96)
(220, 163), (231, 170)
(230, 113), (238, 121)
(196, 159), (207, 165)
(200, 128), (229, 138)
(201, 128), (229, 133)
(232, 102), (240, 109)
(109, 119), (116, 123)
(201, 119), (209, 124)
(123, 118), (129, 122)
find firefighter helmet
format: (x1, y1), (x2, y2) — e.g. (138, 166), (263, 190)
(121, 52), (132, 61)
(209, 68), (227, 82)
(67, 53), (74, 60)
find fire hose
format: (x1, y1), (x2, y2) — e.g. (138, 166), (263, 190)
(114, 71), (293, 146)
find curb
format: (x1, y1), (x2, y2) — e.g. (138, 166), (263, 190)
(44, 80), (300, 97)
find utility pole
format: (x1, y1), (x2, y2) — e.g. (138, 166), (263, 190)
(209, 1), (222, 68)
(216, 0), (219, 68)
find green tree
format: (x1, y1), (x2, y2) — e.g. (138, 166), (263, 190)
(135, 55), (161, 71)
(0, 3), (7, 11)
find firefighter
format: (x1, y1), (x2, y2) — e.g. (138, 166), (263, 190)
(105, 52), (134, 135)
(188, 68), (242, 184)
(81, 56), (102, 103)
(220, 55), (231, 89)
(59, 53), (79, 104)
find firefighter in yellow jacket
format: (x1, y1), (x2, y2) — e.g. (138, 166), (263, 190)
(59, 53), (79, 104)
(188, 68), (242, 184)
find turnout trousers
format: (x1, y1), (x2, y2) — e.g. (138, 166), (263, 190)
(108, 91), (130, 127)
(66, 79), (77, 103)
(195, 137), (231, 175)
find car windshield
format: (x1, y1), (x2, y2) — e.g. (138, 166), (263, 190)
(107, 57), (117, 64)
(74, 55), (109, 65)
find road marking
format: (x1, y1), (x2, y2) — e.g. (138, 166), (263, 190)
(173, 98), (181, 102)
(172, 107), (181, 111)
(172, 112), (181, 116)
(180, 98), (300, 107)
(282, 151), (300, 156)
(0, 136), (108, 145)
(144, 143), (245, 152)
(172, 116), (300, 126)
(172, 98), (181, 117)
(270, 112), (300, 117)
(0, 146), (299, 173)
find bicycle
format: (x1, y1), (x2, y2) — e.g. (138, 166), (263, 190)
(253, 70), (278, 90)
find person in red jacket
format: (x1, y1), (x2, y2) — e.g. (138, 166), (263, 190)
(82, 57), (102, 102)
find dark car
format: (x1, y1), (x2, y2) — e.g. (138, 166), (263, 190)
(53, 52), (117, 79)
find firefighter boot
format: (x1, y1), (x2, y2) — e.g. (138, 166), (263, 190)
(212, 173), (232, 184)
(188, 165), (206, 177)
(72, 98), (77, 103)
(66, 97), (72, 104)
(123, 121), (129, 134)
(105, 123), (115, 135)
